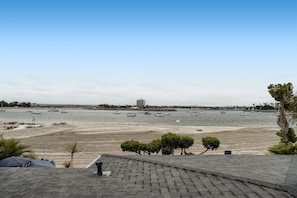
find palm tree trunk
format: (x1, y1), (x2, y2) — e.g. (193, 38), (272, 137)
(278, 103), (289, 143)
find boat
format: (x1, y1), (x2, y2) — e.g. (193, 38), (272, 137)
(48, 108), (59, 112)
(191, 112), (198, 116)
(113, 111), (120, 115)
(31, 111), (41, 115)
(220, 111), (226, 114)
(60, 110), (68, 114)
(240, 112), (247, 116)
(144, 111), (151, 115)
(3, 124), (18, 130)
(127, 112), (136, 117)
(155, 112), (164, 117)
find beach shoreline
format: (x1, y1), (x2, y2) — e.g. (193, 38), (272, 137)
(0, 122), (283, 168)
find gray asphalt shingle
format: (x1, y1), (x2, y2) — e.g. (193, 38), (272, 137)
(0, 155), (296, 197)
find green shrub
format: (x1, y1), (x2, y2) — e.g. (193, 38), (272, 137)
(146, 139), (162, 155)
(269, 142), (296, 154)
(161, 146), (172, 155)
(288, 128), (297, 143)
(200, 136), (220, 155)
(179, 136), (194, 155)
(161, 132), (181, 155)
(202, 137), (220, 150)
(120, 140), (141, 154)
(0, 135), (36, 160)
(120, 133), (195, 155)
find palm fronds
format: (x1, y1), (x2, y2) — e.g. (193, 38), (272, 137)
(0, 135), (36, 160)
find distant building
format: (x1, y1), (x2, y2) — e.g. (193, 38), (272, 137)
(136, 99), (146, 109)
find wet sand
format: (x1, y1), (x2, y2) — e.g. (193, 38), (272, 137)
(0, 123), (283, 168)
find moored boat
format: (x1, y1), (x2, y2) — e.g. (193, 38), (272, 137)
(144, 111), (151, 115)
(48, 108), (59, 112)
(127, 112), (136, 117)
(155, 112), (164, 117)
(31, 111), (41, 115)
(191, 112), (198, 116)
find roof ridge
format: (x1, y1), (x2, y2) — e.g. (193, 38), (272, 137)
(101, 154), (293, 196)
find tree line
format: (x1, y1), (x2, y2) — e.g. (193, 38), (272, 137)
(121, 132), (220, 155)
(0, 100), (32, 107)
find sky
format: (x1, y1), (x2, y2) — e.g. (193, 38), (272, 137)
(0, 0), (296, 106)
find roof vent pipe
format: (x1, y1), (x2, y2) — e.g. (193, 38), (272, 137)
(95, 160), (103, 176)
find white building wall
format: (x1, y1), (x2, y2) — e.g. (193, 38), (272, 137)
(136, 99), (146, 108)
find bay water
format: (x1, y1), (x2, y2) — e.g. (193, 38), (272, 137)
(0, 108), (278, 127)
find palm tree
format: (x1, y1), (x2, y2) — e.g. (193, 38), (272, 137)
(268, 83), (294, 143)
(0, 135), (36, 160)
(65, 142), (81, 168)
(288, 95), (297, 120)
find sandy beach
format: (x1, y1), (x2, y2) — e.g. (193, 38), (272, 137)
(0, 123), (284, 168)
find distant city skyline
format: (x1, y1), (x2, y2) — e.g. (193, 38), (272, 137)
(1, 1), (296, 106)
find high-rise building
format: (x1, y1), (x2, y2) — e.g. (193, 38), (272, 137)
(136, 99), (146, 108)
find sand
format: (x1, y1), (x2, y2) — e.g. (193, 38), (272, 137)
(0, 122), (284, 168)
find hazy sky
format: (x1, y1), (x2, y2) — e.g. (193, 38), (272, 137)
(1, 0), (296, 106)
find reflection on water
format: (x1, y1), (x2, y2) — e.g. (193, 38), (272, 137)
(0, 108), (277, 127)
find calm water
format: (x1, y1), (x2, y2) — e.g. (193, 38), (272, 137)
(0, 108), (278, 127)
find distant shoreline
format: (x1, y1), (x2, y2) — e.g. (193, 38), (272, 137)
(0, 104), (278, 112)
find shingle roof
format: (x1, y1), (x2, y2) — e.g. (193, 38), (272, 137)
(0, 155), (296, 197)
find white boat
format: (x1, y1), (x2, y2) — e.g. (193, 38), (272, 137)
(191, 112), (198, 116)
(31, 111), (41, 115)
(155, 112), (164, 117)
(240, 112), (247, 116)
(48, 108), (59, 112)
(60, 110), (68, 114)
(220, 111), (226, 114)
(127, 112), (136, 117)
(113, 111), (120, 115)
